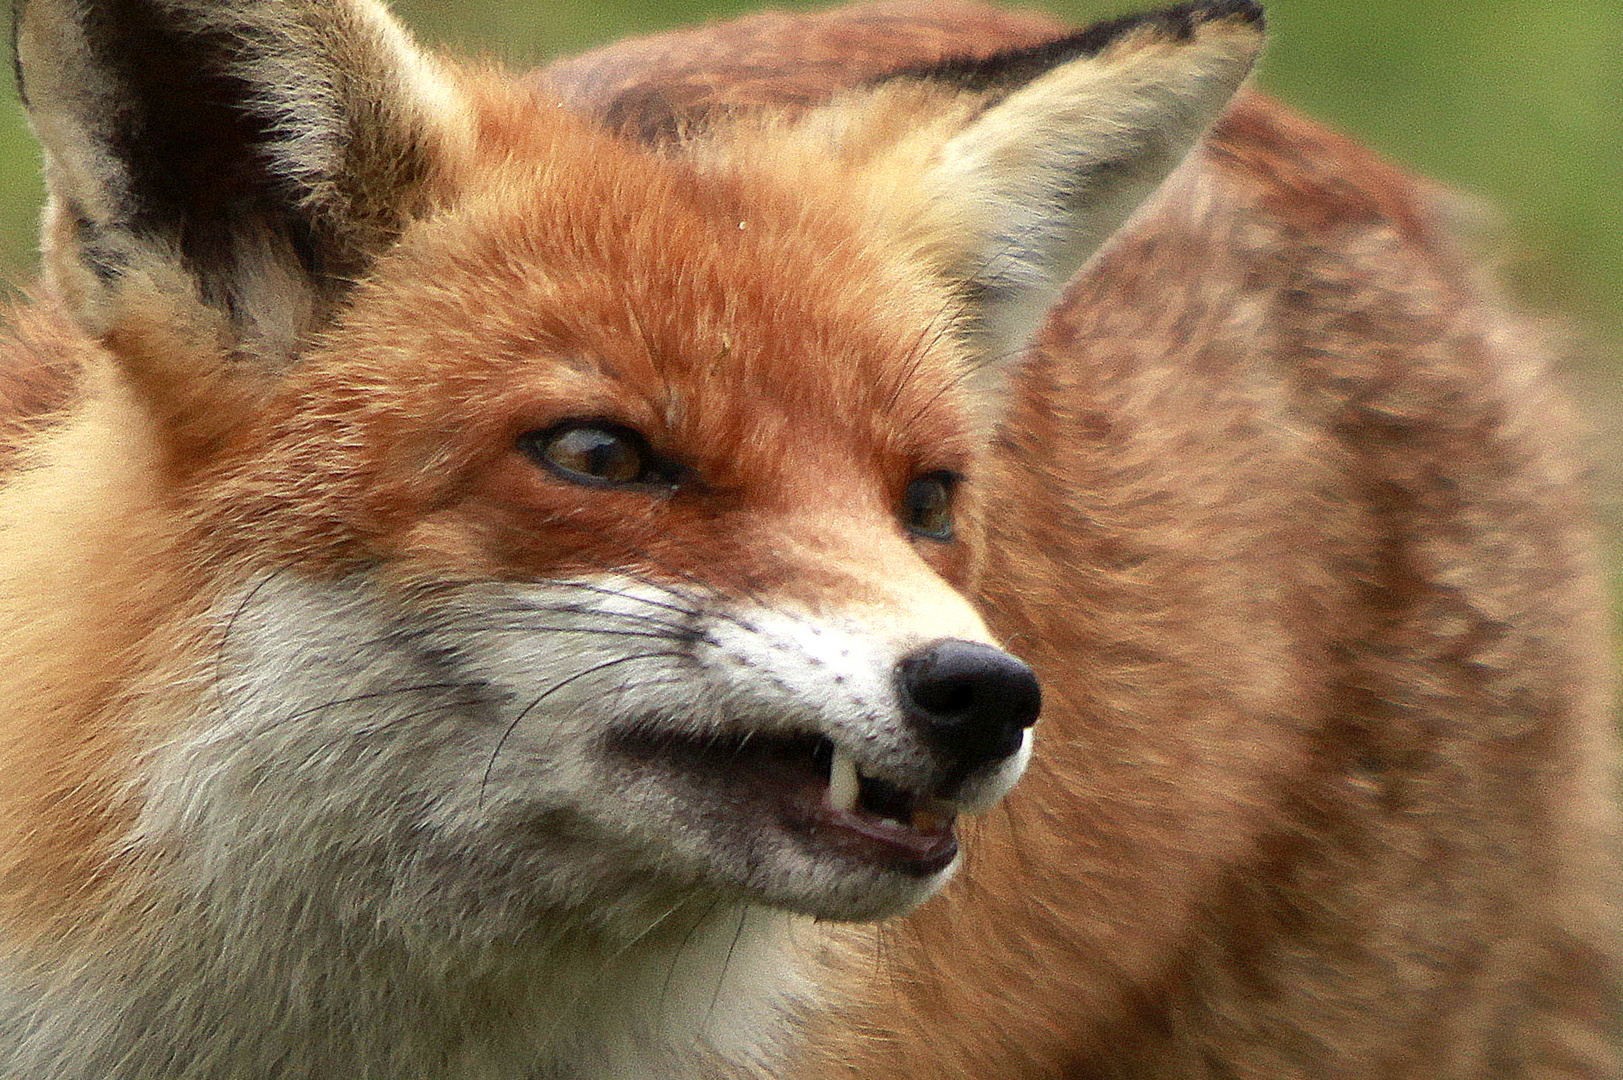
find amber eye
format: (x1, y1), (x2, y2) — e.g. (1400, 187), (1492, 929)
(902, 471), (959, 541)
(520, 422), (679, 490)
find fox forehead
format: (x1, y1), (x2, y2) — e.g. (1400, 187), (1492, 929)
(190, 96), (981, 579)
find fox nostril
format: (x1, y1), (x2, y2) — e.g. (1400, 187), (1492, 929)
(896, 639), (1041, 770)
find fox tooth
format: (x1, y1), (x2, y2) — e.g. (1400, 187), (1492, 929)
(828, 748), (860, 813)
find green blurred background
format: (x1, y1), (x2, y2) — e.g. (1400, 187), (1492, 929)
(0, 0), (1618, 567)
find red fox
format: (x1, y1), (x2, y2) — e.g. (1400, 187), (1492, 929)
(0, 0), (1614, 1077)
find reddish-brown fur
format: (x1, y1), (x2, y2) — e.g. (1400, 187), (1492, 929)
(542, 5), (1621, 1078)
(183, 87), (981, 606)
(0, 2), (1613, 1077)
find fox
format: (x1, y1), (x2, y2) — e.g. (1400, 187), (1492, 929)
(0, 0), (1614, 1077)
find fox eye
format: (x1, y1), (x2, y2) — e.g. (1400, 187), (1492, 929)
(521, 422), (678, 490)
(902, 471), (959, 541)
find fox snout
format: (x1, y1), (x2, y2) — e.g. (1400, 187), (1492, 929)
(896, 638), (1041, 792)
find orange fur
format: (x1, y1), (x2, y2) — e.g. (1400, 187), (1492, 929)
(0, 1), (1613, 1078)
(547, 5), (1620, 1078)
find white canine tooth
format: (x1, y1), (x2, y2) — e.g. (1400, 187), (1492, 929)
(827, 748), (860, 813)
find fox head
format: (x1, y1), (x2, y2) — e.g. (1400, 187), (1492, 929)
(8, 0), (1259, 954)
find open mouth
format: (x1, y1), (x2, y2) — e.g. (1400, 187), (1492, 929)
(609, 727), (959, 877)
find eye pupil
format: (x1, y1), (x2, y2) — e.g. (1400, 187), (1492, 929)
(903, 472), (957, 541)
(552, 427), (639, 482)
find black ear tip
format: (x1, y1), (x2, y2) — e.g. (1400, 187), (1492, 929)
(11, 1), (31, 107)
(1119, 1), (1266, 43)
(1184, 0), (1265, 32)
(877, 0), (1263, 96)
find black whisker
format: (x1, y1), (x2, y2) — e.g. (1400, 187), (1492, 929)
(547, 573), (784, 643)
(483, 596), (702, 638)
(883, 308), (963, 416)
(211, 567), (291, 712)
(248, 682), (472, 737)
(594, 561), (787, 640)
(708, 906), (750, 1022)
(662, 896), (726, 1018)
(411, 619), (695, 645)
(478, 649), (693, 808)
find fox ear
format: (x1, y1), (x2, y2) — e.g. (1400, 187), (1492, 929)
(795, 1), (1263, 402)
(13, 0), (466, 402)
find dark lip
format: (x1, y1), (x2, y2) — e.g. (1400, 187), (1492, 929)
(606, 726), (959, 878)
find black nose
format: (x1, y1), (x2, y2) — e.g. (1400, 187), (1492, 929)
(896, 639), (1041, 773)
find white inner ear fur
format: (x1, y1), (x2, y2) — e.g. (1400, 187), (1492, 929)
(934, 30), (1262, 348)
(17, 0), (473, 370)
(753, 20), (1261, 416)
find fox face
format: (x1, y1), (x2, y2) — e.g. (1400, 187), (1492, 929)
(8, 0), (1255, 952)
(0, 1), (1265, 1073)
(172, 152), (1042, 927)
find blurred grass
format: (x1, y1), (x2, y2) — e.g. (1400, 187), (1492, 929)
(0, 0), (1617, 561)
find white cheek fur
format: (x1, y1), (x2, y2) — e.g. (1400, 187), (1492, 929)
(99, 569), (1026, 1080)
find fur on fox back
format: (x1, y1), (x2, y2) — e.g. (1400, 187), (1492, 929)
(0, 0), (1616, 1078)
